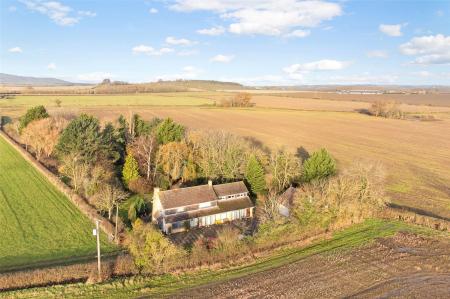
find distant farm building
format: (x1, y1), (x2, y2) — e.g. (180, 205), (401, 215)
(152, 181), (254, 234)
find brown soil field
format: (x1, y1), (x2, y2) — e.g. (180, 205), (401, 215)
(249, 95), (450, 113)
(64, 106), (450, 219)
(252, 91), (450, 107)
(170, 232), (450, 299)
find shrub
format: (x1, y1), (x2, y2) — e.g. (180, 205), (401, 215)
(369, 100), (404, 119)
(293, 161), (387, 230)
(127, 220), (184, 274)
(127, 195), (148, 222)
(19, 105), (49, 133)
(302, 148), (336, 182)
(127, 177), (152, 194)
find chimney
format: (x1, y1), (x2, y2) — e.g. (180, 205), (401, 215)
(208, 180), (213, 187)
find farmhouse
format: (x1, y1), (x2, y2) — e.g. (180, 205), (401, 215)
(152, 180), (254, 234)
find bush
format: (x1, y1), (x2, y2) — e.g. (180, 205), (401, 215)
(302, 148), (336, 182)
(19, 105), (49, 133)
(294, 161), (387, 230)
(127, 195), (148, 222)
(127, 220), (184, 274)
(369, 101), (404, 119)
(127, 177), (152, 194)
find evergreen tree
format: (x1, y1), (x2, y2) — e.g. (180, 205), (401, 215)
(156, 118), (185, 144)
(122, 153), (140, 186)
(245, 155), (267, 195)
(56, 114), (118, 163)
(19, 105), (49, 133)
(302, 148), (336, 182)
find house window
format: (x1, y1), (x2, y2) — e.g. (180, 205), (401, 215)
(199, 202), (212, 209)
(177, 207), (185, 213)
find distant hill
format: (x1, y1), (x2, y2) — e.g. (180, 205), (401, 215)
(0, 73), (75, 86)
(93, 79), (248, 93)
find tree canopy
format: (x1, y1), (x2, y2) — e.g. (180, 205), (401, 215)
(122, 153), (141, 186)
(156, 118), (185, 144)
(302, 148), (336, 182)
(56, 114), (119, 163)
(19, 105), (49, 133)
(245, 155), (266, 195)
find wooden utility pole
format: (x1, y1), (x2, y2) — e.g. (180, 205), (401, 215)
(115, 203), (119, 244)
(95, 219), (101, 281)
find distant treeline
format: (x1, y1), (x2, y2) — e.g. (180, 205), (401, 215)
(2, 80), (248, 95)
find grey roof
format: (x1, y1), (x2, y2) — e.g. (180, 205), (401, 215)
(159, 185), (217, 210)
(158, 181), (249, 210)
(213, 181), (248, 197)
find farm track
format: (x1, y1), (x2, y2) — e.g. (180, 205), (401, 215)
(170, 232), (450, 298)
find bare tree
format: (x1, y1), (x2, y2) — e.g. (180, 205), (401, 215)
(21, 117), (68, 160)
(129, 134), (157, 180)
(268, 148), (301, 193)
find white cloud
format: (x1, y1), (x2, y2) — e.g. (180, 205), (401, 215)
(165, 36), (196, 46)
(19, 0), (95, 26)
(77, 72), (113, 83)
(436, 10), (444, 17)
(8, 47), (23, 53)
(169, 0), (342, 36)
(78, 10), (96, 17)
(197, 26), (225, 36)
(400, 34), (450, 65)
(283, 59), (349, 81)
(9, 6), (17, 12)
(149, 8), (158, 14)
(285, 29), (311, 38)
(132, 45), (174, 56)
(367, 50), (388, 58)
(210, 54), (235, 63)
(379, 24), (403, 37)
(47, 62), (56, 70)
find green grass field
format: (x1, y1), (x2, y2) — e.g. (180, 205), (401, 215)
(0, 94), (215, 108)
(2, 219), (444, 298)
(0, 136), (116, 271)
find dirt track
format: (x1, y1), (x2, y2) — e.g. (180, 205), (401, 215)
(170, 232), (450, 298)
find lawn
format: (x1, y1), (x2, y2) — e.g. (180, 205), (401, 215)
(0, 94), (215, 108)
(3, 219), (445, 298)
(0, 136), (116, 271)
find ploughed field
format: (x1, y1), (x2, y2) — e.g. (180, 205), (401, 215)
(0, 136), (114, 271)
(171, 231), (450, 299)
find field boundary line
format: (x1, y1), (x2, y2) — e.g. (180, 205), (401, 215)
(0, 129), (116, 239)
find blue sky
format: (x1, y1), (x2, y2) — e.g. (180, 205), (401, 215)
(1, 0), (449, 85)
